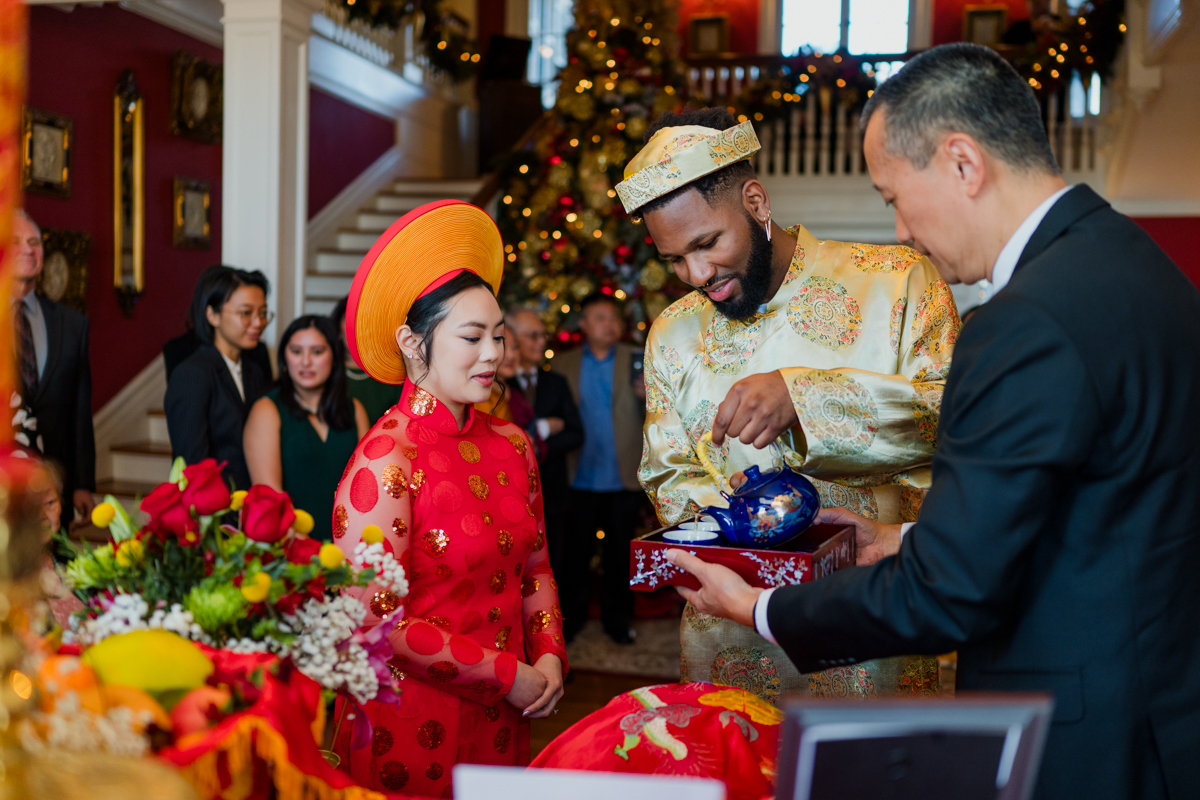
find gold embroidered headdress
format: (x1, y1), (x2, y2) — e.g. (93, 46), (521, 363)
(615, 120), (761, 214)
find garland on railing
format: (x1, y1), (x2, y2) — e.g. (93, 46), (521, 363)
(1005, 0), (1125, 97)
(332, 0), (480, 81)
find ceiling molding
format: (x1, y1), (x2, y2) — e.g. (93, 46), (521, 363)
(118, 0), (224, 48)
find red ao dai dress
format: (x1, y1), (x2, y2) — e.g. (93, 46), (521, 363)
(331, 380), (569, 797)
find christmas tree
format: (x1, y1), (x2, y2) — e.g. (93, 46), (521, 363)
(495, 0), (685, 348)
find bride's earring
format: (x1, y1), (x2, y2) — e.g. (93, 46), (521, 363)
(764, 210), (773, 242)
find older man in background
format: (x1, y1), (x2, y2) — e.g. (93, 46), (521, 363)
(505, 307), (584, 585)
(553, 293), (647, 644)
(9, 209), (94, 518)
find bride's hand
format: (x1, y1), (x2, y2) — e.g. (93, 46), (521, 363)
(522, 654), (564, 719)
(505, 661), (548, 712)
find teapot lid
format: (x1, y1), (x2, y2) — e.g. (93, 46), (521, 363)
(732, 464), (782, 496)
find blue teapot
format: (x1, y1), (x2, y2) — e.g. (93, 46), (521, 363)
(694, 433), (821, 548)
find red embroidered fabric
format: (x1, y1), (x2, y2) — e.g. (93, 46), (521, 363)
(530, 682), (780, 800)
(332, 380), (568, 797)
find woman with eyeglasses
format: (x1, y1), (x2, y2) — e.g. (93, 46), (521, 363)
(243, 315), (370, 541)
(165, 266), (273, 489)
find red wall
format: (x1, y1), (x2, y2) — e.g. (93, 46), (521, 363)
(26, 6), (223, 411)
(677, 0), (760, 56)
(932, 0), (1029, 46)
(307, 88), (394, 218)
(1133, 217), (1200, 288)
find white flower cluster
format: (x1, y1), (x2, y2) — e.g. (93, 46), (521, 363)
(352, 541), (409, 597)
(221, 636), (278, 654)
(69, 596), (211, 647)
(18, 692), (149, 757)
(284, 594), (378, 704)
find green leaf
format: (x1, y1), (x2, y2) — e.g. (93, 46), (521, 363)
(105, 495), (135, 542)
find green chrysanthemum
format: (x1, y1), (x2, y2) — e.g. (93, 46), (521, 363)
(184, 582), (249, 632)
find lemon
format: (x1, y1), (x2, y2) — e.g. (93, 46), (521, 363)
(318, 543), (344, 569)
(292, 509), (314, 536)
(91, 503), (117, 528)
(83, 630), (213, 693)
(240, 572), (271, 603)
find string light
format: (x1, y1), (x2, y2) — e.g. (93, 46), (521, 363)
(614, 289), (627, 299)
(569, 138), (579, 147)
(552, 230), (562, 239)
(503, 195), (512, 204)
(561, 304), (570, 312)
(651, 38), (660, 45)
(592, 134), (601, 143)
(519, 164), (529, 174)
(606, 189), (616, 198)
(566, 212), (577, 222)
(593, 230), (602, 238)
(522, 208), (532, 217)
(637, 321), (646, 330)
(437, 40), (446, 49)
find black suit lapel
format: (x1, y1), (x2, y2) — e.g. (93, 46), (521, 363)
(1014, 185), (1110, 275)
(33, 296), (63, 405)
(201, 345), (249, 413)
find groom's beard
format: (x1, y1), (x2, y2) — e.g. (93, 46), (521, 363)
(712, 213), (775, 322)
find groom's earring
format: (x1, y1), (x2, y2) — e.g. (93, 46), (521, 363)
(764, 211), (773, 242)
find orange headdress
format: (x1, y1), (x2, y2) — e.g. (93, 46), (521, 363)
(345, 200), (503, 384)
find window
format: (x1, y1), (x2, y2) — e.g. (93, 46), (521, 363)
(782, 0), (910, 56)
(527, 0), (574, 109)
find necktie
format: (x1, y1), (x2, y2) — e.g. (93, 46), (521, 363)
(522, 370), (537, 406)
(14, 301), (38, 400)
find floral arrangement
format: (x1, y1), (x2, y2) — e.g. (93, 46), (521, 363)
(62, 458), (406, 706)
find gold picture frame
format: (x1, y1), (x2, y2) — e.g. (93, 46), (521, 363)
(170, 50), (222, 144)
(114, 70), (145, 317)
(689, 15), (730, 56)
(36, 228), (90, 315)
(21, 106), (73, 199)
(964, 5), (1009, 46)
(173, 176), (212, 249)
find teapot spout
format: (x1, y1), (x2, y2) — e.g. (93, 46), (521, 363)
(702, 506), (736, 540)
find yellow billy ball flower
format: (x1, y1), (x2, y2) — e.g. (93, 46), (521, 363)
(116, 539), (143, 567)
(292, 509), (314, 536)
(361, 525), (384, 545)
(240, 572), (271, 603)
(91, 502), (117, 528)
(319, 543), (344, 569)
(230, 490), (248, 511)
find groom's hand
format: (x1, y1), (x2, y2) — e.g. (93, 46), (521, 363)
(665, 549), (762, 628)
(816, 507), (903, 565)
(712, 370), (798, 449)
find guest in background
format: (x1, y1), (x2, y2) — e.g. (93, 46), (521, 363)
(504, 307), (583, 579)
(165, 267), (271, 489)
(164, 264), (273, 381)
(552, 293), (647, 644)
(243, 316), (368, 542)
(31, 459), (83, 628)
(331, 296), (400, 424)
(1003, 0), (1064, 45)
(9, 210), (94, 519)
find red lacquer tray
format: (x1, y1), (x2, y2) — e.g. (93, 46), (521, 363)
(628, 523), (856, 592)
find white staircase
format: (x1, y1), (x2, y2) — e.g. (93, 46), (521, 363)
(303, 177), (485, 315)
(94, 408), (174, 518)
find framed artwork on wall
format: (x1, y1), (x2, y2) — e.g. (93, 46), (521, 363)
(170, 50), (222, 144)
(21, 106), (73, 199)
(36, 227), (91, 315)
(114, 70), (145, 317)
(173, 176), (212, 249)
(689, 14), (730, 56)
(964, 5), (1009, 47)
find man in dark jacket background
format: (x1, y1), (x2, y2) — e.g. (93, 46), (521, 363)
(10, 209), (94, 519)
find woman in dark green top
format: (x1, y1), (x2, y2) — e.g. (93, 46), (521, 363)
(244, 316), (369, 541)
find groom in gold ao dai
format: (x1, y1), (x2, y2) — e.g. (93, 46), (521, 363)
(618, 108), (961, 702)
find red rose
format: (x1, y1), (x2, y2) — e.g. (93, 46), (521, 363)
(241, 484), (295, 544)
(182, 459), (231, 516)
(275, 592), (304, 615)
(284, 536), (322, 565)
(140, 482), (198, 541)
(305, 574), (326, 599)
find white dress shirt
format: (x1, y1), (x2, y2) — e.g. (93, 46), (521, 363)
(517, 368), (552, 440)
(220, 350), (245, 401)
(754, 185), (1075, 646)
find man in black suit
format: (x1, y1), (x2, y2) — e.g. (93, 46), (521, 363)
(10, 210), (94, 518)
(504, 308), (584, 585)
(668, 45), (1200, 800)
